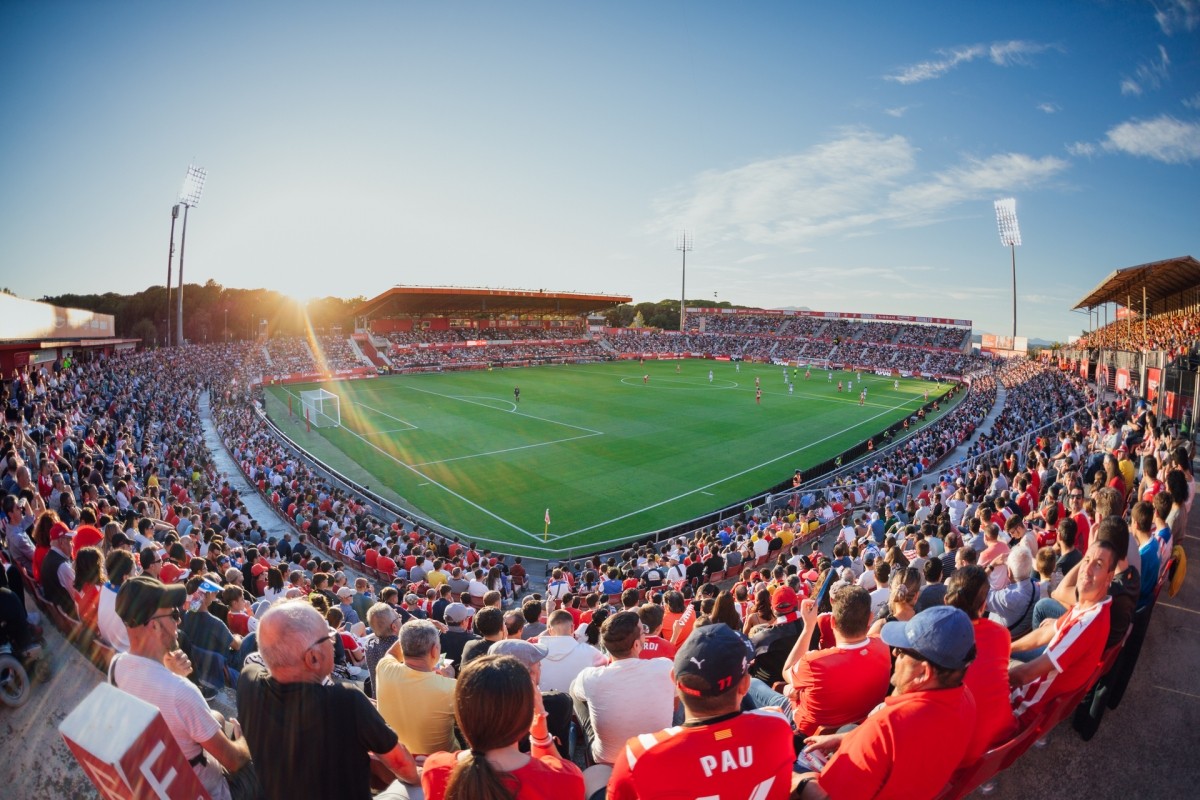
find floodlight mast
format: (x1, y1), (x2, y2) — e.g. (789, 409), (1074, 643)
(175, 165), (207, 346)
(994, 198), (1022, 339)
(676, 229), (693, 332)
(165, 204), (180, 347)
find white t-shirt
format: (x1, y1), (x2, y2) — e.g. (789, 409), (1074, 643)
(96, 583), (129, 653)
(108, 653), (229, 800)
(569, 656), (675, 764)
(537, 634), (608, 694)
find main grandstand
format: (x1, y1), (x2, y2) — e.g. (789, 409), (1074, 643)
(6, 265), (1199, 800)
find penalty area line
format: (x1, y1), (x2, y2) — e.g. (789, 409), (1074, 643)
(276, 386), (544, 542)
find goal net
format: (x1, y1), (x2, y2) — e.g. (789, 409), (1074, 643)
(300, 388), (341, 428)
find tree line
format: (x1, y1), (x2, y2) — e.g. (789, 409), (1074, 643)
(41, 280), (365, 346)
(38, 283), (742, 345)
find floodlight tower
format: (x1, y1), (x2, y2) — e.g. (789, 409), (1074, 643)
(676, 229), (693, 332)
(165, 204), (180, 347)
(176, 165), (207, 346)
(994, 198), (1022, 339)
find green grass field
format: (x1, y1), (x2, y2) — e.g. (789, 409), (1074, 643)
(263, 361), (951, 556)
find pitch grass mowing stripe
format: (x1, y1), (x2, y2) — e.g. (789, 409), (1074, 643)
(264, 361), (958, 555)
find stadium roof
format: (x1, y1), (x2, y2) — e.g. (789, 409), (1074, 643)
(353, 286), (632, 318)
(1073, 255), (1200, 314)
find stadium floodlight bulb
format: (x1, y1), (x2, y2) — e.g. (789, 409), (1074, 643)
(676, 229), (693, 252)
(180, 164), (207, 208)
(994, 197), (1021, 247)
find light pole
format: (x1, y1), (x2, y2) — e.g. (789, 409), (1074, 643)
(165, 205), (179, 347)
(994, 198), (1022, 339)
(224, 307), (229, 342)
(676, 229), (692, 332)
(176, 165), (207, 346)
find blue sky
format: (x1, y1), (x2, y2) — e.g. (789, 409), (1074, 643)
(1, 1), (1197, 342)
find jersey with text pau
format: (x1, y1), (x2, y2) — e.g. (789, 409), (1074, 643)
(608, 709), (794, 800)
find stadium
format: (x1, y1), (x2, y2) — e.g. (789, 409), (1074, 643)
(3, 258), (1198, 800)
(4, 4), (1199, 800)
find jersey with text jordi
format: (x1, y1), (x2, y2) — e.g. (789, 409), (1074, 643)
(608, 709), (794, 800)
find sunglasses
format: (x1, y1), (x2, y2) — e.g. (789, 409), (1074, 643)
(892, 647), (928, 664)
(149, 608), (182, 624)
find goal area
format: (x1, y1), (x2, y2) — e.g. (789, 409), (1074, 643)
(300, 388), (341, 428)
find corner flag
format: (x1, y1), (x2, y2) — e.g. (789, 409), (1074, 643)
(543, 508), (550, 542)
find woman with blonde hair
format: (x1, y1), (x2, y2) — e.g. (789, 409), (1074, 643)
(868, 567), (920, 636)
(421, 654), (584, 800)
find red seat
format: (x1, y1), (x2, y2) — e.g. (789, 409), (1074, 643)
(936, 719), (1044, 800)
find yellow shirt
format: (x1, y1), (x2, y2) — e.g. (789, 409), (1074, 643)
(426, 570), (448, 588)
(777, 525), (795, 548)
(375, 656), (457, 756)
(1118, 457), (1135, 496)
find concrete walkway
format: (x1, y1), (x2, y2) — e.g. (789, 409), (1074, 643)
(940, 384), (1008, 471)
(198, 392), (295, 544)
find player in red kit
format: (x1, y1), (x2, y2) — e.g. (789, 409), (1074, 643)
(608, 624), (795, 800)
(756, 388), (762, 405)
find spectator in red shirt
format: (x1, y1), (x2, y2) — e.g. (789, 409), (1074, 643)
(1009, 539), (1117, 725)
(636, 603), (677, 661)
(609, 624), (794, 800)
(796, 606), (979, 799)
(420, 654), (584, 800)
(780, 586), (891, 735)
(944, 565), (1018, 763)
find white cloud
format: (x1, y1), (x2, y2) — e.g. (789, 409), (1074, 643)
(1154, 0), (1200, 35)
(988, 40), (1056, 66)
(1067, 141), (1097, 157)
(1037, 102), (1060, 114)
(1120, 44), (1171, 96)
(885, 106), (910, 118)
(650, 129), (1069, 249)
(886, 40), (1058, 84)
(887, 45), (984, 84)
(1100, 114), (1200, 163)
(1183, 92), (1200, 110)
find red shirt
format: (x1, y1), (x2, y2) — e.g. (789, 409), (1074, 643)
(421, 750), (583, 800)
(609, 710), (794, 800)
(1073, 513), (1092, 554)
(639, 635), (677, 661)
(786, 636), (891, 736)
(819, 685), (976, 800)
(376, 555), (397, 577)
(1012, 597), (1111, 724)
(963, 619), (1018, 761)
(363, 548), (378, 568)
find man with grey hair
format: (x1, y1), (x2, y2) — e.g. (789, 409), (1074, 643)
(237, 600), (418, 800)
(375, 619), (457, 757)
(363, 601), (401, 695)
(985, 545), (1038, 637)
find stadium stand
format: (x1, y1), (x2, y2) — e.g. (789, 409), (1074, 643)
(5, 276), (1199, 800)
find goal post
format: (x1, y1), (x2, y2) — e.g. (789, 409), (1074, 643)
(300, 388), (341, 428)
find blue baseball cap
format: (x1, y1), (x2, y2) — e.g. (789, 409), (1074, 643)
(881, 606), (976, 670)
(674, 623), (754, 697)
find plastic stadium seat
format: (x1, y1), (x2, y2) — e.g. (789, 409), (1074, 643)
(936, 717), (1044, 800)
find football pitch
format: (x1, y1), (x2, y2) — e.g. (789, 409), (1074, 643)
(263, 361), (954, 556)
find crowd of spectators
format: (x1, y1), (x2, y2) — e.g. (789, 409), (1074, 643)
(315, 335), (369, 371)
(2, 331), (1192, 799)
(1075, 308), (1200, 357)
